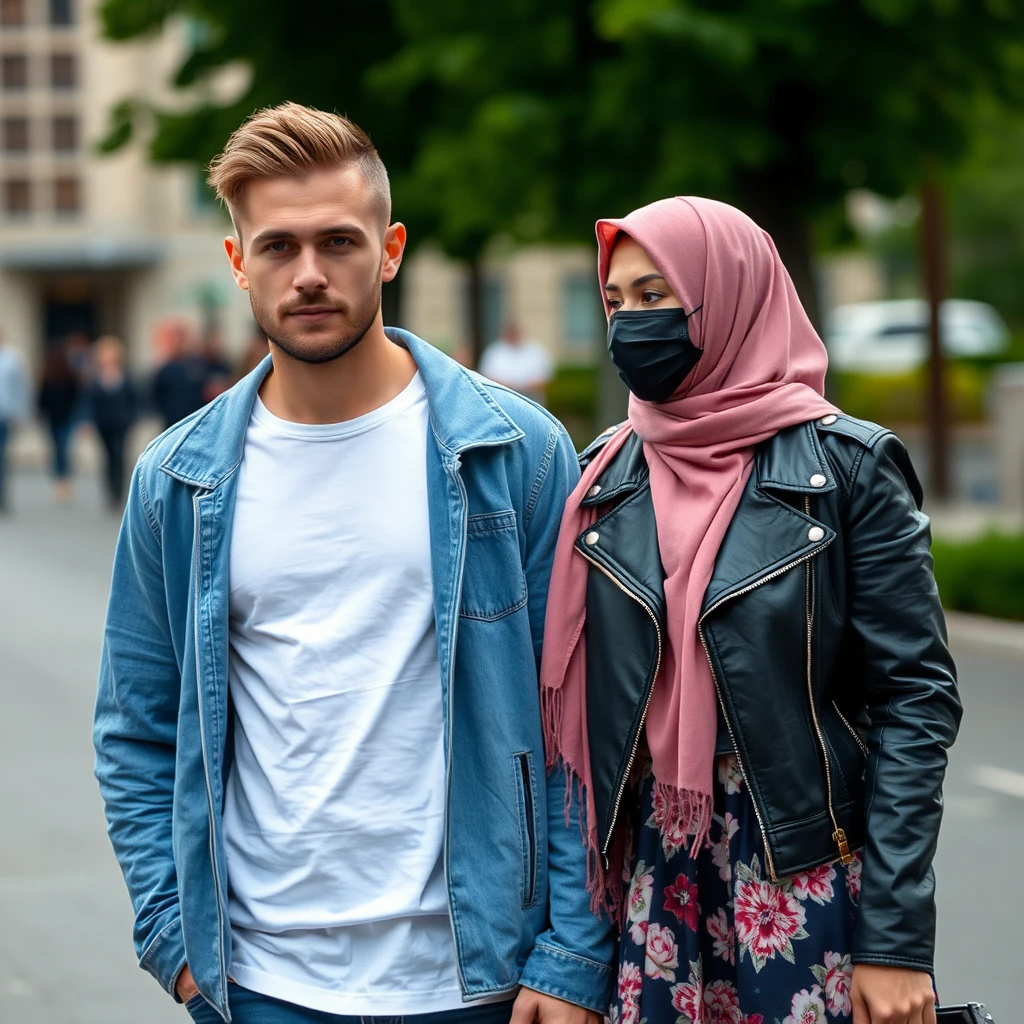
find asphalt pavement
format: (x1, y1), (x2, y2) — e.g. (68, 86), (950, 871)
(0, 469), (1019, 1023)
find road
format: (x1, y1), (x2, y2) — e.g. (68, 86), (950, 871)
(0, 469), (1019, 1022)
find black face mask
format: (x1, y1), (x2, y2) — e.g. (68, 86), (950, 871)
(607, 306), (703, 402)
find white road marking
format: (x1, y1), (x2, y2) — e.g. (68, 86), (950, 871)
(970, 764), (1024, 800)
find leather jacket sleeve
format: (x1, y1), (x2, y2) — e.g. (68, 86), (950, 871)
(843, 433), (962, 971)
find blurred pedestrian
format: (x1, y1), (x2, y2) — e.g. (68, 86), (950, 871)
(94, 102), (610, 1024)
(89, 335), (137, 511)
(200, 326), (233, 402)
(542, 197), (960, 1024)
(479, 321), (554, 404)
(234, 326), (270, 381)
(37, 342), (80, 503)
(0, 329), (30, 513)
(151, 318), (207, 429)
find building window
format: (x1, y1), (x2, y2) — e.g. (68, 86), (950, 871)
(2, 54), (28, 90)
(561, 273), (602, 361)
(50, 53), (77, 90)
(50, 0), (74, 26)
(54, 176), (80, 213)
(1, 0), (25, 27)
(54, 176), (80, 214)
(52, 115), (77, 152)
(4, 178), (30, 215)
(3, 116), (29, 152)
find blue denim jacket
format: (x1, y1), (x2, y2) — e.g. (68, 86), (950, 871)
(93, 331), (615, 1021)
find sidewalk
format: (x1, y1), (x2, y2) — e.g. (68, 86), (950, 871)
(945, 610), (1024, 658)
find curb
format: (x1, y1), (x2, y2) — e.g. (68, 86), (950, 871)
(944, 610), (1024, 657)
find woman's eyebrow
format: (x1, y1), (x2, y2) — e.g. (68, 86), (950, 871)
(631, 273), (666, 288)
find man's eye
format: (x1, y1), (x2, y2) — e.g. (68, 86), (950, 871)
(329, 236), (351, 247)
(266, 241), (290, 252)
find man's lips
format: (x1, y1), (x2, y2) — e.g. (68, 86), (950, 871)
(287, 307), (341, 322)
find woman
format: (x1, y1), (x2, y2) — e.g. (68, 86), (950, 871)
(88, 335), (137, 510)
(539, 198), (960, 1024)
(37, 342), (81, 503)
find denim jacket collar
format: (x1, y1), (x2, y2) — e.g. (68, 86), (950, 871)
(158, 328), (525, 489)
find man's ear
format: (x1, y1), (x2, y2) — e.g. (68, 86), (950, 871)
(225, 236), (249, 292)
(381, 222), (407, 283)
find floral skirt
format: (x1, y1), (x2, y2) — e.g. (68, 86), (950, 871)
(612, 755), (861, 1024)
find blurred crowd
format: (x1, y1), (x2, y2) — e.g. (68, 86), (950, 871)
(0, 321), (271, 515)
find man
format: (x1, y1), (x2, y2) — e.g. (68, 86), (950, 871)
(479, 322), (554, 405)
(94, 103), (613, 1024)
(0, 329), (30, 513)
(150, 317), (210, 428)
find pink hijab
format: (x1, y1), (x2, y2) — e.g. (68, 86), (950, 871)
(540, 197), (837, 916)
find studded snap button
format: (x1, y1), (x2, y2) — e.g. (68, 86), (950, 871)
(807, 526), (825, 542)
(587, 484), (603, 498)
(809, 474), (827, 488)
(820, 414), (837, 426)
(584, 531), (600, 546)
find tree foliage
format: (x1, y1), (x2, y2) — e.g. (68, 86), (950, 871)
(99, 0), (1024, 316)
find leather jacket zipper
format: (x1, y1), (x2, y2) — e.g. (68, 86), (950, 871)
(697, 511), (833, 882)
(577, 547), (662, 861)
(832, 700), (869, 755)
(803, 497), (853, 866)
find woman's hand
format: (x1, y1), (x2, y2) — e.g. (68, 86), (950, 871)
(851, 964), (936, 1024)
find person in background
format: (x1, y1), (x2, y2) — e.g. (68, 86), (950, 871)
(200, 326), (234, 402)
(151, 318), (208, 429)
(0, 329), (30, 513)
(479, 321), (555, 404)
(89, 335), (137, 511)
(37, 341), (81, 504)
(234, 326), (271, 381)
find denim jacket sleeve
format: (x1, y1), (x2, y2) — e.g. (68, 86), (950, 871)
(518, 423), (617, 1012)
(93, 459), (188, 998)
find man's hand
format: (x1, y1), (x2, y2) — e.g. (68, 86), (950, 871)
(175, 964), (200, 1003)
(510, 987), (602, 1024)
(851, 964), (936, 1024)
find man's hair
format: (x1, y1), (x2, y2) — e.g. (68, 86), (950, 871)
(207, 102), (391, 231)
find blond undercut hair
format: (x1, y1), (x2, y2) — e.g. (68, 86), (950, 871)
(207, 102), (391, 234)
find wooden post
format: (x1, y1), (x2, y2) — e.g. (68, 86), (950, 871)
(921, 179), (951, 502)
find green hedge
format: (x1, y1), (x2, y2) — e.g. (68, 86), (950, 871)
(932, 531), (1024, 621)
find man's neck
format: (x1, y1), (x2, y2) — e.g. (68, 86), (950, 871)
(259, 319), (417, 425)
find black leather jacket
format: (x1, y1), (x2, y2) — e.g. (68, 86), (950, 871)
(576, 414), (961, 971)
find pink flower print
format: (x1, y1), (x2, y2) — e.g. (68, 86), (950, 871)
(644, 921), (679, 982)
(792, 863), (836, 905)
(718, 755), (744, 794)
(647, 786), (691, 858)
(711, 811), (740, 882)
(822, 951), (853, 1017)
(703, 979), (744, 1024)
(744, 1017), (764, 1024)
(782, 985), (827, 1024)
(734, 857), (808, 971)
(670, 959), (703, 1024)
(617, 960), (643, 1024)
(706, 907), (736, 965)
(663, 872), (701, 931)
(626, 860), (653, 945)
(845, 851), (863, 905)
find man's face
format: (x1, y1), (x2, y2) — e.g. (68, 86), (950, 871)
(225, 164), (404, 365)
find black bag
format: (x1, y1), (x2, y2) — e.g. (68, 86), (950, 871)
(936, 1004), (994, 1023)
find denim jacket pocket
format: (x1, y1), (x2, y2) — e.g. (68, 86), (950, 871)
(513, 751), (540, 908)
(460, 510), (528, 621)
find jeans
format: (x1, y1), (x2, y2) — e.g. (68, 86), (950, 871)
(49, 420), (73, 480)
(185, 984), (516, 1024)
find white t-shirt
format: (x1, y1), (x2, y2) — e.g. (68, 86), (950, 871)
(223, 374), (467, 1015)
(478, 339), (553, 400)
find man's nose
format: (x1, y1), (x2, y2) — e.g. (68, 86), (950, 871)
(292, 247), (329, 292)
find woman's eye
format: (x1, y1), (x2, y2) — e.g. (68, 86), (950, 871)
(606, 298), (622, 310)
(641, 290), (664, 304)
